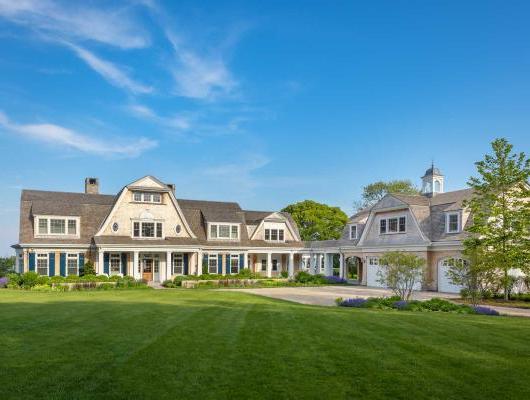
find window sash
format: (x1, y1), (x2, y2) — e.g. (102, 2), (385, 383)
(218, 225), (230, 238)
(38, 219), (48, 234)
(50, 219), (65, 234)
(261, 259), (267, 271)
(350, 225), (357, 239)
(230, 255), (239, 274)
(380, 219), (387, 234)
(272, 259), (278, 271)
(279, 229), (284, 241)
(156, 223), (162, 238)
(231, 225), (238, 239)
(133, 222), (140, 237)
(398, 217), (406, 233)
(133, 192), (142, 202)
(143, 193), (152, 202)
(67, 219), (77, 235)
(265, 229), (270, 240)
(210, 225), (218, 239)
(173, 254), (183, 275)
(369, 257), (379, 266)
(448, 214), (460, 232)
(152, 193), (161, 203)
(67, 254), (78, 275)
(388, 218), (398, 233)
(208, 254), (218, 274)
(110, 254), (121, 274)
(142, 222), (155, 238)
(271, 229), (278, 241)
(36, 254), (48, 276)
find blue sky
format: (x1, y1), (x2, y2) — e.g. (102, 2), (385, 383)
(0, 0), (529, 255)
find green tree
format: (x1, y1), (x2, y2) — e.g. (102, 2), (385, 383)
(357, 180), (419, 209)
(0, 256), (15, 277)
(282, 200), (348, 241)
(378, 251), (426, 300)
(464, 138), (530, 300)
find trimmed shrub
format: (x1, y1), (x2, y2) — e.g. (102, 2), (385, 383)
(162, 279), (176, 288)
(31, 284), (52, 292)
(50, 276), (66, 283)
(109, 275), (121, 282)
(20, 272), (40, 289)
(81, 261), (96, 276)
(280, 271), (289, 278)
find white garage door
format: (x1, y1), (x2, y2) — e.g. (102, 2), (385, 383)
(367, 264), (387, 288)
(437, 259), (464, 294)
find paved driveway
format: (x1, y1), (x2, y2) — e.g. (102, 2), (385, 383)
(231, 285), (454, 307)
(230, 286), (530, 317)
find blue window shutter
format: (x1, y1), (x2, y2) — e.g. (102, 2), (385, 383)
(121, 253), (127, 275)
(104, 253), (109, 275)
(218, 254), (223, 274)
(60, 253), (66, 276)
(78, 253), (84, 275)
(49, 252), (55, 276)
(28, 253), (35, 272)
(184, 254), (189, 275)
(202, 253), (208, 273)
(239, 253), (244, 270)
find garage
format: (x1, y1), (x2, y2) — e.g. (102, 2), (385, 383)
(437, 258), (465, 294)
(366, 257), (422, 290)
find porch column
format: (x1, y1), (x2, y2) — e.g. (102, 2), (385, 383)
(197, 250), (203, 276)
(267, 252), (272, 278)
(133, 251), (139, 279)
(317, 254), (323, 274)
(288, 253), (294, 278)
(98, 250), (104, 275)
(339, 253), (345, 279)
(166, 251), (172, 281)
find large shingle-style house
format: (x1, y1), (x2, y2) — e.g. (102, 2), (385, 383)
(307, 165), (473, 293)
(13, 176), (308, 282)
(12, 167), (473, 292)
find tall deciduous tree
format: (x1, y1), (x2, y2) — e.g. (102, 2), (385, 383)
(282, 200), (348, 241)
(356, 180), (419, 209)
(0, 256), (15, 277)
(464, 138), (530, 300)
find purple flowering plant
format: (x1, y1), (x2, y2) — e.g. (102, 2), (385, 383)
(338, 298), (368, 308)
(0, 277), (8, 288)
(472, 306), (500, 316)
(324, 276), (347, 284)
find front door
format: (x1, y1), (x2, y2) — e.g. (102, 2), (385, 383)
(142, 259), (153, 281)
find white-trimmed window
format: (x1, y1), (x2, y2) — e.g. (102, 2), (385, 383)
(446, 212), (461, 233)
(350, 225), (358, 240)
(36, 253), (48, 276)
(67, 253), (78, 276)
(265, 228), (285, 242)
(208, 254), (218, 274)
(272, 259), (279, 271)
(261, 259), (267, 271)
(173, 254), (184, 275)
(209, 224), (239, 240)
(379, 217), (406, 234)
(35, 216), (79, 237)
(132, 221), (163, 238)
(230, 254), (239, 274)
(132, 191), (162, 204)
(110, 253), (121, 275)
(368, 257), (379, 266)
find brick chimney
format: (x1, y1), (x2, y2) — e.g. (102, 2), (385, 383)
(166, 183), (176, 193)
(85, 177), (99, 194)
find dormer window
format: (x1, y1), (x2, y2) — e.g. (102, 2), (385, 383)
(379, 216), (406, 234)
(350, 225), (358, 240)
(265, 228), (285, 242)
(35, 216), (80, 237)
(446, 212), (461, 233)
(209, 223), (239, 240)
(132, 191), (162, 204)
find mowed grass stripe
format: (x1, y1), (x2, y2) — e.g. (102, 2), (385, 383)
(0, 290), (529, 400)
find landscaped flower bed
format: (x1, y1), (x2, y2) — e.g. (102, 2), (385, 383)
(336, 296), (501, 316)
(161, 270), (349, 289)
(2, 272), (148, 291)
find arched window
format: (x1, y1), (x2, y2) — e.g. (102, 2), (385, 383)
(434, 180), (441, 192)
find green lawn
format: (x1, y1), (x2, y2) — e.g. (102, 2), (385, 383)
(1, 290), (529, 400)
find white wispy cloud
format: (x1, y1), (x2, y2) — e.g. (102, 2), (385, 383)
(0, 0), (149, 49)
(203, 154), (269, 185)
(127, 104), (193, 132)
(66, 44), (153, 94)
(0, 111), (157, 158)
(162, 24), (238, 100)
